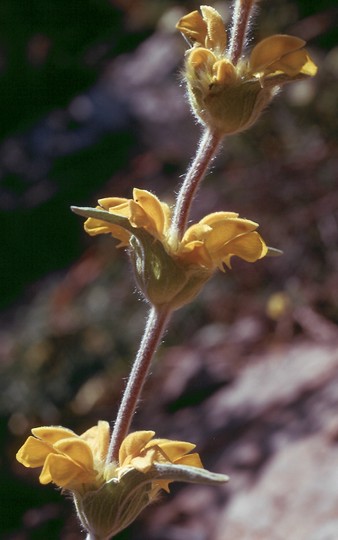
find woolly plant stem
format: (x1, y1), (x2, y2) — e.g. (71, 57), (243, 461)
(170, 127), (223, 240)
(108, 119), (225, 466)
(107, 305), (171, 464)
(228, 0), (256, 65)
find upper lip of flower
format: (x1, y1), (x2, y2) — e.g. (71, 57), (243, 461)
(98, 188), (171, 245)
(176, 6), (228, 53)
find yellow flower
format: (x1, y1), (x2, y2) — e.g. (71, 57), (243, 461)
(83, 188), (171, 247)
(73, 188), (268, 308)
(17, 425), (228, 538)
(179, 211), (268, 270)
(84, 189), (267, 269)
(117, 430), (203, 494)
(16, 421), (110, 491)
(177, 6), (317, 134)
(16, 425), (205, 493)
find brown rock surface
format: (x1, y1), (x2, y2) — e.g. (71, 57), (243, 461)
(135, 341), (338, 540)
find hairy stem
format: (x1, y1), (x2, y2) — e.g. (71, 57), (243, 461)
(228, 0), (256, 65)
(170, 128), (223, 241)
(107, 305), (171, 464)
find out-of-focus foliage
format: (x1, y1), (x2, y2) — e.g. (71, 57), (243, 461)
(0, 0), (124, 135)
(0, 0), (147, 307)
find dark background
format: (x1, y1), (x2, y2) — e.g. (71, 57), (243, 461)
(1, 1), (337, 538)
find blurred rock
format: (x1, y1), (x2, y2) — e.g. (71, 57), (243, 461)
(135, 341), (338, 540)
(215, 435), (338, 540)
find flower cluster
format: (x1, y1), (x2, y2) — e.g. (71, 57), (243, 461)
(177, 6), (317, 134)
(73, 188), (268, 308)
(83, 188), (267, 271)
(16, 422), (206, 492)
(17, 423), (227, 538)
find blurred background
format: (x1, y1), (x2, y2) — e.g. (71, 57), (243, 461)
(1, 0), (337, 538)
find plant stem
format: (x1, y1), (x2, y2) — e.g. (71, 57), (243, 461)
(170, 127), (223, 241)
(107, 305), (171, 464)
(228, 0), (256, 65)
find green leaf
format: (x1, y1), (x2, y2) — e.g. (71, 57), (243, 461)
(150, 463), (229, 485)
(71, 206), (133, 232)
(266, 246), (283, 257)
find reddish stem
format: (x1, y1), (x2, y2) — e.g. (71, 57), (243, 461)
(228, 0), (255, 65)
(170, 128), (223, 240)
(107, 305), (171, 464)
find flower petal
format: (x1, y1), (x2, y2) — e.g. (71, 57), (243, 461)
(128, 200), (150, 229)
(220, 231), (268, 266)
(249, 34), (306, 73)
(189, 47), (216, 72)
(153, 479), (171, 493)
(179, 240), (213, 267)
(81, 421), (110, 462)
(130, 448), (157, 473)
(132, 188), (169, 239)
(203, 217), (258, 253)
(199, 211), (239, 225)
(201, 5), (227, 52)
(175, 452), (204, 468)
(298, 54), (317, 77)
(267, 48), (317, 77)
(149, 440), (197, 462)
(32, 426), (77, 444)
(84, 217), (131, 246)
(180, 223), (213, 266)
(54, 437), (94, 471)
(182, 222), (211, 243)
(213, 60), (236, 85)
(16, 436), (53, 468)
(40, 453), (95, 487)
(98, 197), (129, 212)
(118, 431), (155, 467)
(176, 10), (207, 45)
